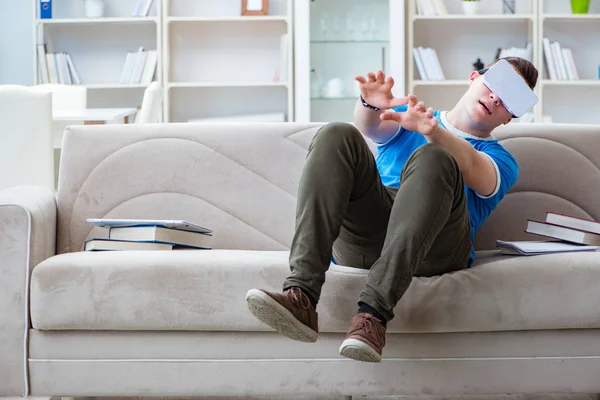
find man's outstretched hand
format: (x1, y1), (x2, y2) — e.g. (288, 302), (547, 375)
(380, 94), (438, 136)
(355, 71), (409, 110)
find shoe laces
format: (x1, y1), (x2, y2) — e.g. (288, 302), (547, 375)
(360, 314), (382, 334)
(288, 287), (311, 310)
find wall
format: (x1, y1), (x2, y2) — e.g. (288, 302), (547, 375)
(0, 0), (34, 85)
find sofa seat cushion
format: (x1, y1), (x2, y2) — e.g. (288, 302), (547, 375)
(30, 249), (600, 333)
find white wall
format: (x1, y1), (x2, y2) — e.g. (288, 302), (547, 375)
(0, 0), (33, 85)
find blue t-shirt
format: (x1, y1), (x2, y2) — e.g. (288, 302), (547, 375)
(376, 106), (519, 264)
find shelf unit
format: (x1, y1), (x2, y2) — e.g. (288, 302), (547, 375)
(162, 0), (294, 123)
(32, 0), (162, 112)
(407, 0), (539, 119)
(407, 0), (600, 124)
(538, 0), (600, 124)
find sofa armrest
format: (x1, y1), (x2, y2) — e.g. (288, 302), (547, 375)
(0, 185), (56, 396)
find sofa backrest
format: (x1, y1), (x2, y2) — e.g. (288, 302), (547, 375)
(56, 122), (600, 254)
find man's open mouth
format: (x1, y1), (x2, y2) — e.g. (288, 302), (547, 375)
(479, 100), (492, 115)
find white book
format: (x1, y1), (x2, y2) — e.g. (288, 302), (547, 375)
(119, 52), (134, 84)
(141, 0), (155, 17)
(132, 0), (144, 16)
(273, 34), (288, 82)
(65, 53), (81, 85)
(423, 48), (441, 81)
(542, 37), (557, 80)
(526, 220), (600, 246)
(496, 240), (599, 256)
(413, 47), (428, 80)
(130, 47), (147, 84)
(55, 53), (65, 84)
(416, 0), (426, 15)
(563, 48), (579, 80)
(60, 53), (72, 85)
(551, 41), (567, 81)
(430, 48), (446, 80)
(546, 213), (600, 234)
(436, 0), (448, 15)
(423, 0), (435, 16)
(140, 50), (158, 84)
(37, 44), (50, 84)
(46, 53), (58, 84)
(561, 48), (575, 80)
(430, 0), (442, 15)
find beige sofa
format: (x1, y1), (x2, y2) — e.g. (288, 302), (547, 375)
(2, 122), (600, 398)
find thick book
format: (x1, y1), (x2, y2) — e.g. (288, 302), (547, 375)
(109, 226), (212, 249)
(496, 240), (599, 256)
(86, 218), (212, 234)
(526, 220), (600, 246)
(545, 212), (600, 235)
(84, 239), (173, 251)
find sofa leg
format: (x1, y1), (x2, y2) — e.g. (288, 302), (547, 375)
(341, 396), (352, 400)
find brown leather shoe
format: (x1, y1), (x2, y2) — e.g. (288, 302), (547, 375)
(246, 287), (318, 342)
(339, 313), (386, 362)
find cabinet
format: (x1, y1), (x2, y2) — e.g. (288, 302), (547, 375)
(294, 0), (406, 123)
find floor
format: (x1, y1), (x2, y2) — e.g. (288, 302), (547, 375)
(71, 395), (600, 400)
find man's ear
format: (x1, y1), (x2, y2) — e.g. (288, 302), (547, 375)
(468, 70), (481, 83)
(503, 117), (513, 125)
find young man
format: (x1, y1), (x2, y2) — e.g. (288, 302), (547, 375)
(246, 57), (538, 363)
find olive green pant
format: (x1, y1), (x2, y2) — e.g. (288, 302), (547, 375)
(283, 122), (472, 321)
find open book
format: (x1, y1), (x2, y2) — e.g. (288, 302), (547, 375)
(496, 240), (599, 256)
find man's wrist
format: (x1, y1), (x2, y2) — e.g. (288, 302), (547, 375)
(360, 94), (381, 112)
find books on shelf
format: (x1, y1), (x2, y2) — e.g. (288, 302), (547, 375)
(132, 0), (155, 17)
(413, 46), (445, 81)
(119, 47), (158, 85)
(496, 240), (599, 256)
(37, 44), (81, 85)
(542, 37), (579, 81)
(495, 42), (533, 62)
(415, 0), (448, 16)
(85, 218), (213, 251)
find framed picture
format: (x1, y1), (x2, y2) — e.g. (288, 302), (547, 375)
(242, 0), (269, 16)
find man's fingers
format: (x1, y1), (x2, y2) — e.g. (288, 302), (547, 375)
(380, 112), (402, 123)
(426, 107), (434, 117)
(416, 101), (426, 111)
(376, 70), (385, 84)
(390, 96), (410, 108)
(367, 72), (377, 83)
(386, 76), (395, 88)
(355, 75), (366, 84)
(407, 94), (418, 108)
(430, 118), (439, 127)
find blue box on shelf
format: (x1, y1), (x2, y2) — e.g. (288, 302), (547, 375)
(40, 0), (52, 19)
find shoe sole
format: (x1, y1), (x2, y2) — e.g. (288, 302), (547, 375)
(339, 338), (382, 363)
(246, 289), (318, 343)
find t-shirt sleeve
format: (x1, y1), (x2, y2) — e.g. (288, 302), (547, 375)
(477, 144), (519, 200)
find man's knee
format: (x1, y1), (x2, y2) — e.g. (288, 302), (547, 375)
(312, 122), (364, 148)
(411, 143), (456, 169)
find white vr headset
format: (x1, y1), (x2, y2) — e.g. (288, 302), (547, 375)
(480, 59), (538, 118)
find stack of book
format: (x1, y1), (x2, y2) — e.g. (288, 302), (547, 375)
(37, 44), (81, 85)
(496, 212), (600, 256)
(413, 46), (445, 81)
(132, 0), (155, 17)
(119, 47), (158, 85)
(84, 219), (212, 251)
(542, 38), (579, 81)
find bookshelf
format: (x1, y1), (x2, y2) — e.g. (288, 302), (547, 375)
(162, 0), (294, 123)
(407, 0), (539, 121)
(33, 0), (162, 112)
(539, 0), (600, 124)
(407, 0), (600, 124)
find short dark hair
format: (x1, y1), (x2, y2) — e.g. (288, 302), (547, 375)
(487, 57), (538, 90)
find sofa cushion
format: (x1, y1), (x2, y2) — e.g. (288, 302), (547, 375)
(30, 249), (600, 333)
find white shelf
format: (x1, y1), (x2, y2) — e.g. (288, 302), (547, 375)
(413, 80), (468, 86)
(543, 14), (600, 20)
(166, 16), (289, 23)
(542, 80), (600, 86)
(413, 14), (534, 21)
(168, 82), (289, 89)
(36, 17), (158, 25)
(78, 83), (153, 89)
